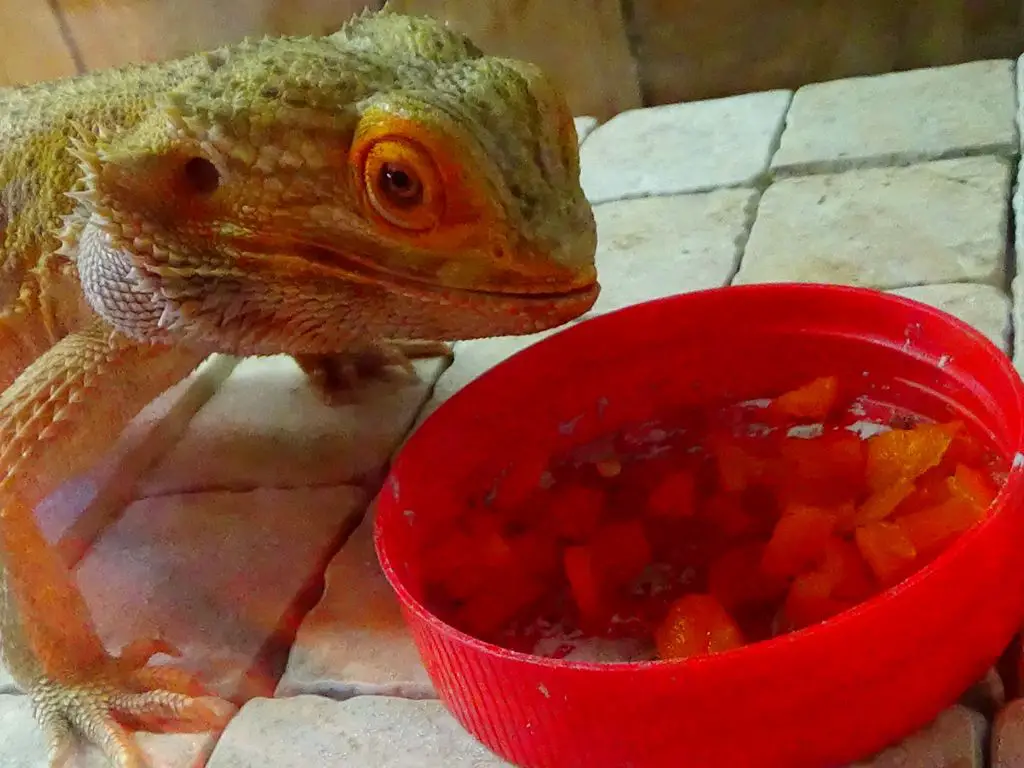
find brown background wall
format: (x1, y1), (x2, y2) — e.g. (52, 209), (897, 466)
(3, 0), (1023, 120)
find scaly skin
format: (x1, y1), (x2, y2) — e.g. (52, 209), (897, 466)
(0, 8), (598, 766)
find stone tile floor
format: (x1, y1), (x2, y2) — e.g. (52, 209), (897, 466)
(3, 58), (1024, 768)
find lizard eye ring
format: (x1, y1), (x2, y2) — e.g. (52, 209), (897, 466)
(362, 138), (442, 232)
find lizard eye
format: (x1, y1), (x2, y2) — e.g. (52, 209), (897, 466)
(378, 164), (423, 207)
(362, 138), (442, 232)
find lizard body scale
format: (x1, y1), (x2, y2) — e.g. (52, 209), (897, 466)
(0, 9), (598, 766)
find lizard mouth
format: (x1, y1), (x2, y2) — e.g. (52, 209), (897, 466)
(294, 244), (599, 306)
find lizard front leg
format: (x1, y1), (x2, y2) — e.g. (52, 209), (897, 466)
(294, 339), (454, 406)
(0, 319), (234, 767)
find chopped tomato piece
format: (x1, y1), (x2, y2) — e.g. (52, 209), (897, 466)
(454, 576), (547, 639)
(774, 431), (865, 507)
(590, 520), (652, 587)
(865, 422), (957, 492)
(898, 498), (987, 555)
(420, 528), (494, 601)
(545, 484), (605, 542)
(507, 529), (561, 579)
(708, 543), (788, 610)
(946, 464), (998, 510)
(761, 504), (837, 578)
(647, 470), (697, 518)
(702, 492), (759, 537)
(654, 594), (744, 660)
(769, 376), (839, 421)
(419, 374), (1006, 656)
(854, 522), (917, 586)
(564, 545), (605, 618)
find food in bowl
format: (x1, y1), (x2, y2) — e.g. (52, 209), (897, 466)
(414, 374), (1006, 663)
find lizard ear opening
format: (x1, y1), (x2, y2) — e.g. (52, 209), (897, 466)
(181, 157), (220, 195)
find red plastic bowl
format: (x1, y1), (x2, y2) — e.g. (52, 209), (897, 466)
(375, 283), (1024, 768)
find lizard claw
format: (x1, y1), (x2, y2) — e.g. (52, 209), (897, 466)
(295, 339), (453, 406)
(30, 660), (236, 768)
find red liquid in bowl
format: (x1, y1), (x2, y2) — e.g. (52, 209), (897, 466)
(376, 284), (1024, 768)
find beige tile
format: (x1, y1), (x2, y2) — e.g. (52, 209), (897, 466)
(409, 328), (569, 437)
(888, 283), (1012, 353)
(78, 486), (367, 701)
(0, 693), (215, 768)
(277, 504), (434, 700)
(851, 705), (985, 767)
(207, 695), (510, 767)
(773, 61), (1017, 176)
(734, 156), (1012, 289)
(993, 698), (1024, 767)
(584, 190), (759, 316)
(580, 91), (792, 204)
(139, 355), (446, 495)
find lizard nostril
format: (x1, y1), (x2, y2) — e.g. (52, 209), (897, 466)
(182, 157), (220, 195)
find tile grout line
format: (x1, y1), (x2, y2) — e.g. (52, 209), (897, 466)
(727, 91), (793, 286)
(1006, 60), (1021, 369)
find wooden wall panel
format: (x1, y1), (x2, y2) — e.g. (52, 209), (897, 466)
(0, 2), (78, 86)
(388, 0), (642, 119)
(56, 0), (378, 73)
(4, 0), (1022, 114)
(630, 0), (1024, 106)
(630, 0), (905, 105)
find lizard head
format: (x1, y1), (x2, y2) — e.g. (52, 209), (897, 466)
(65, 11), (599, 355)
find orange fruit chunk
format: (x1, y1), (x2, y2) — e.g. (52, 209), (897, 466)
(892, 469), (953, 518)
(783, 572), (852, 630)
(819, 537), (875, 601)
(769, 376), (839, 421)
(946, 464), (997, 510)
(647, 469), (697, 518)
(865, 422), (958, 492)
(711, 437), (773, 494)
(854, 521), (917, 586)
(655, 594), (745, 660)
(898, 498), (987, 555)
(761, 504), (837, 578)
(852, 480), (916, 528)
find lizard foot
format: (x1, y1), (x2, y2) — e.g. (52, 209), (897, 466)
(30, 639), (236, 768)
(295, 340), (454, 406)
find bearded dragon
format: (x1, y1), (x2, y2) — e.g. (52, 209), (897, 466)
(0, 8), (598, 766)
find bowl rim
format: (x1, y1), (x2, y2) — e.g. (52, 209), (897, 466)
(375, 282), (1024, 674)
